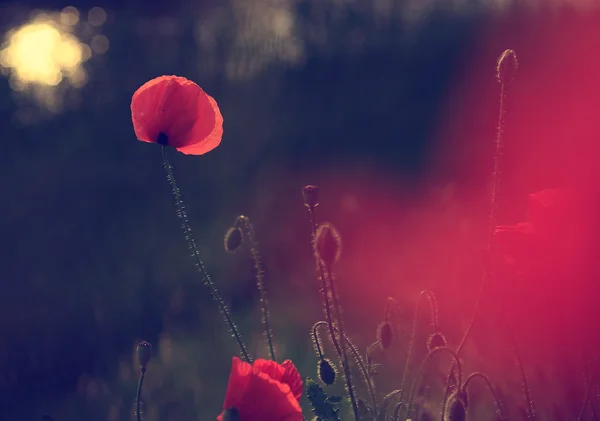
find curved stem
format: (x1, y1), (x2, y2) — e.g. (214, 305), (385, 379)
(399, 347), (462, 420)
(398, 290), (440, 409)
(312, 322), (325, 359)
(325, 265), (359, 421)
(314, 321), (378, 412)
(135, 367), (146, 421)
(463, 372), (507, 421)
(161, 147), (251, 363)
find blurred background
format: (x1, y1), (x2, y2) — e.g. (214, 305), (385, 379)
(2, 0), (600, 420)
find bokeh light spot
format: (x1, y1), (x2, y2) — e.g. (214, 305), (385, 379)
(90, 34), (109, 54)
(59, 6), (80, 26)
(88, 7), (107, 27)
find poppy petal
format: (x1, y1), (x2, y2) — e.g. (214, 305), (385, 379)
(280, 360), (303, 401)
(176, 94), (223, 155)
(235, 368), (302, 421)
(221, 357), (253, 415)
(131, 76), (171, 143)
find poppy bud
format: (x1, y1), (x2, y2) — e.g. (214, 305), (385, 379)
(314, 223), (342, 266)
(426, 332), (447, 351)
(302, 185), (319, 208)
(222, 408), (240, 421)
(233, 215), (251, 234)
(377, 321), (394, 350)
(136, 341), (152, 369)
(318, 358), (336, 385)
(496, 49), (518, 86)
(224, 226), (244, 253)
(445, 392), (467, 421)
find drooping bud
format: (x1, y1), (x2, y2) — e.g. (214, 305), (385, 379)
(221, 408), (240, 421)
(377, 321), (394, 350)
(314, 222), (342, 266)
(302, 185), (319, 208)
(426, 332), (447, 351)
(445, 391), (467, 421)
(318, 358), (336, 385)
(136, 341), (152, 369)
(496, 49), (518, 86)
(224, 226), (244, 253)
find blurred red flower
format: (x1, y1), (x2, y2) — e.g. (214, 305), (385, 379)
(217, 357), (303, 421)
(493, 188), (600, 348)
(494, 188), (586, 278)
(130, 75), (223, 155)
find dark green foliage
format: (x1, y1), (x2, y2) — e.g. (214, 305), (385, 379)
(306, 377), (342, 421)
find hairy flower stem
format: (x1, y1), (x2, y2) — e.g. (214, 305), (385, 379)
(135, 367), (146, 421)
(397, 291), (440, 409)
(161, 147), (251, 363)
(237, 217), (276, 361)
(325, 265), (360, 421)
(399, 347), (462, 420)
(502, 302), (535, 421)
(463, 372), (507, 421)
(313, 321), (378, 412)
(306, 205), (353, 416)
(442, 69), (509, 421)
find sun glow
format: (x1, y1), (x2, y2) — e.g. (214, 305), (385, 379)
(0, 16), (87, 88)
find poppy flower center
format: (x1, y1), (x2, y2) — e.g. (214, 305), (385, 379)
(157, 132), (169, 146)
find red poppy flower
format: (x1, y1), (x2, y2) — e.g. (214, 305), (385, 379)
(217, 357), (303, 421)
(130, 75), (223, 155)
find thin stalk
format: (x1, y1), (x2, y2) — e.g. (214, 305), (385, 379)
(463, 372), (507, 421)
(398, 290), (440, 409)
(240, 217), (276, 361)
(441, 76), (507, 421)
(161, 147), (251, 363)
(135, 367), (146, 421)
(325, 265), (359, 421)
(313, 320), (378, 412)
(306, 206), (349, 410)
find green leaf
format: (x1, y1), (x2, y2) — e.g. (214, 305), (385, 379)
(306, 377), (341, 421)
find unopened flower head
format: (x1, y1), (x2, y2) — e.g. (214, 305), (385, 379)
(225, 226), (244, 253)
(377, 321), (394, 350)
(426, 332), (447, 351)
(136, 341), (152, 369)
(318, 358), (336, 385)
(302, 185), (319, 208)
(314, 222), (342, 266)
(445, 391), (467, 421)
(496, 49), (518, 86)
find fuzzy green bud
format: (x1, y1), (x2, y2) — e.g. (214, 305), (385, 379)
(318, 358), (336, 385)
(314, 222), (342, 266)
(496, 49), (518, 85)
(224, 226), (244, 253)
(445, 391), (467, 421)
(302, 185), (319, 208)
(426, 332), (447, 351)
(377, 321), (394, 350)
(136, 341), (152, 369)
